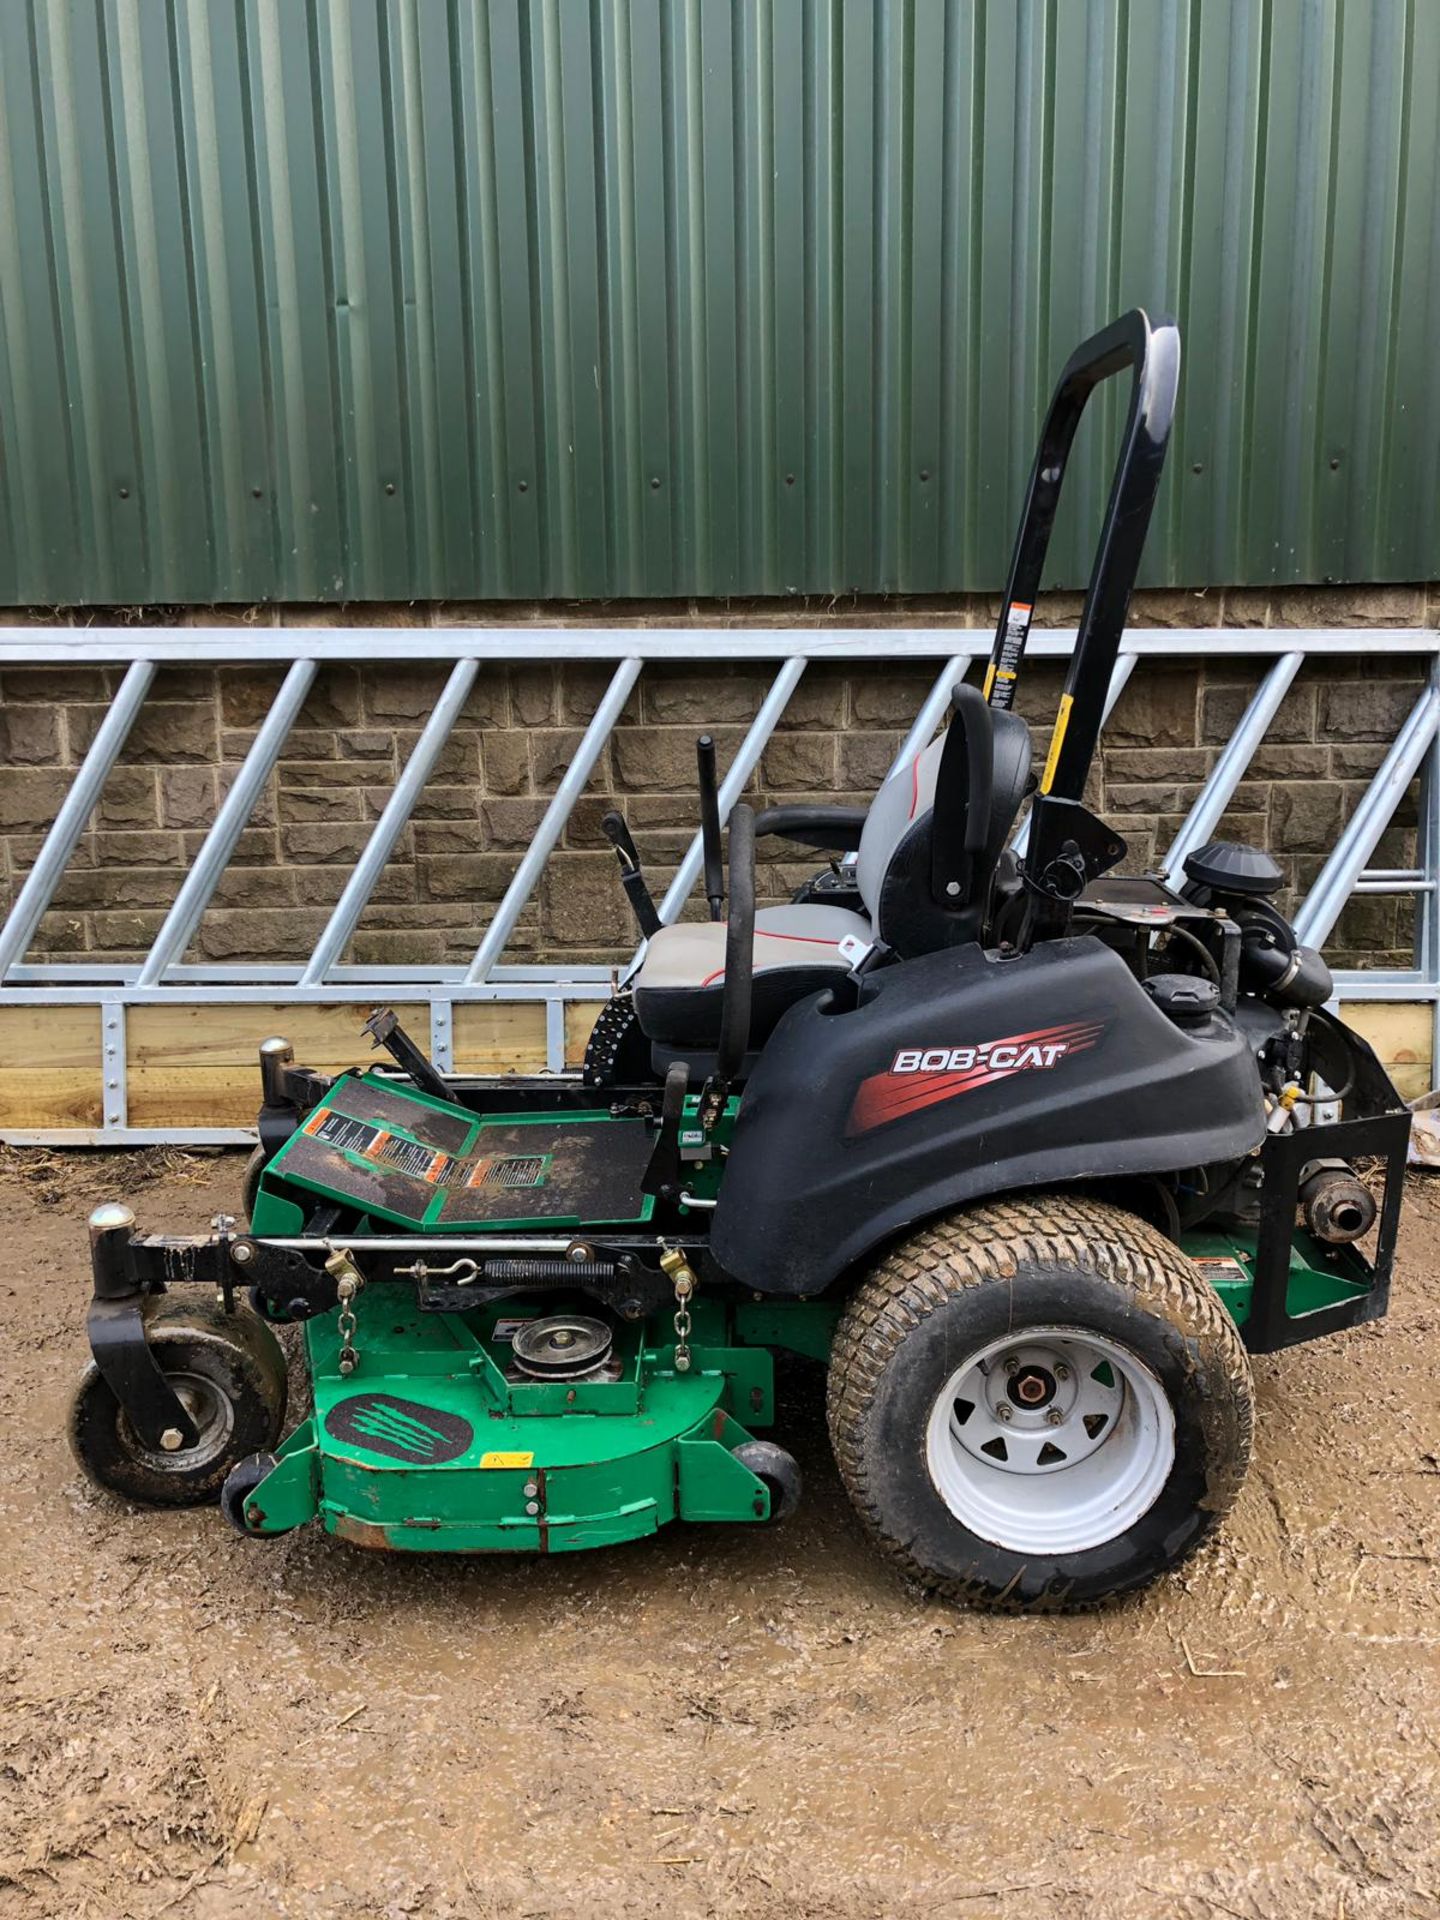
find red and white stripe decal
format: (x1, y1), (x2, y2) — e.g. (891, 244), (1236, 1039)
(846, 1018), (1105, 1136)
(700, 929), (845, 988)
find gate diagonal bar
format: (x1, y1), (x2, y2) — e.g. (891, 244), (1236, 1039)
(2, 627), (1437, 1144)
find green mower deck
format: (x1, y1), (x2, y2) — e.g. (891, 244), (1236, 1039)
(243, 1292), (781, 1550)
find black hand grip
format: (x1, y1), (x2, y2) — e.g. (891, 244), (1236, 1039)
(715, 803), (755, 1085)
(601, 808), (641, 868)
(696, 734), (725, 922)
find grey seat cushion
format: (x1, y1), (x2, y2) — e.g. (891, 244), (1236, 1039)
(633, 902), (871, 1047)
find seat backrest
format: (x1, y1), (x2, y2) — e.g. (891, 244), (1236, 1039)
(855, 707), (1033, 954)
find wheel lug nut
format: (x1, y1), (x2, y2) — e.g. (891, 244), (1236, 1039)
(1055, 1363), (1069, 1381)
(996, 1404), (1013, 1423)
(1004, 1357), (1019, 1374)
(1045, 1408), (1063, 1427)
(160, 1427), (184, 1452)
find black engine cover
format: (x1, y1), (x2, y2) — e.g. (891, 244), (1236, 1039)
(710, 935), (1266, 1295)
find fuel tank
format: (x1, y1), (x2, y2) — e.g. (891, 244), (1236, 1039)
(710, 935), (1266, 1296)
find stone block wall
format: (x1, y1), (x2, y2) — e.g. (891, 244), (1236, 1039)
(1, 584), (1435, 972)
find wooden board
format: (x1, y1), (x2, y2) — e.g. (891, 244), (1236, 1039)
(127, 1003), (430, 1128)
(564, 1001), (605, 1068)
(452, 1002), (547, 1073)
(1344, 1001), (1432, 1103)
(3, 995), (1428, 1137)
(128, 1001), (546, 1128)
(0, 1006), (102, 1128)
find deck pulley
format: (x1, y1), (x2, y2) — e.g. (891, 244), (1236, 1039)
(511, 1313), (616, 1381)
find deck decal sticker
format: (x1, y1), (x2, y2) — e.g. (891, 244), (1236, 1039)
(847, 1018), (1106, 1135)
(325, 1393), (474, 1465)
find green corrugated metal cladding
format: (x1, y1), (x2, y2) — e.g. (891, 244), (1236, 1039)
(0, 0), (1436, 605)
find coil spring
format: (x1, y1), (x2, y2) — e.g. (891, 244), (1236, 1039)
(481, 1258), (618, 1284)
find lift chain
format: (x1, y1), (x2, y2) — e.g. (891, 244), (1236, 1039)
(325, 1247), (367, 1376)
(335, 1276), (361, 1374)
(660, 1247), (697, 1373)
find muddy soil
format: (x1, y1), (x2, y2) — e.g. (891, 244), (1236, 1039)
(0, 1148), (1436, 1919)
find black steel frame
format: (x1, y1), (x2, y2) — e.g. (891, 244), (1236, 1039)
(1246, 1012), (1410, 1353)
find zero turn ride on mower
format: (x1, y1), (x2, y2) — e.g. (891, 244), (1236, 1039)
(69, 312), (1410, 1611)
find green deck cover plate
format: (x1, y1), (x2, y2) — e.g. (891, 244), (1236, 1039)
(245, 1292), (777, 1551)
(1180, 1225), (1374, 1329)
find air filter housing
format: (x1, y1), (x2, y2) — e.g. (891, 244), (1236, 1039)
(1182, 840), (1284, 899)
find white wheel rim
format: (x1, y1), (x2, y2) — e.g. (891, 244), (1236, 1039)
(924, 1325), (1176, 1555)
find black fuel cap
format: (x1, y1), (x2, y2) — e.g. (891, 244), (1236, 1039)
(1144, 971), (1221, 1026)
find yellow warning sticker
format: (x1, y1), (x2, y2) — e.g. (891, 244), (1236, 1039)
(480, 1450), (535, 1470)
(982, 662), (996, 699)
(1040, 692), (1074, 794)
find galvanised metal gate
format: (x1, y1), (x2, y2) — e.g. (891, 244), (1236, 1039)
(1, 624), (1436, 1145)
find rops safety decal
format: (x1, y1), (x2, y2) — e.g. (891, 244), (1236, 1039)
(846, 1018), (1106, 1135)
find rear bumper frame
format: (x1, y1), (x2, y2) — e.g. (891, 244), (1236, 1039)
(1245, 1011), (1410, 1353)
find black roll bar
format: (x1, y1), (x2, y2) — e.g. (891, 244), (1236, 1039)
(983, 308), (1180, 809)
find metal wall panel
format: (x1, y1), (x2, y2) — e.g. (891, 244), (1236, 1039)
(0, 0), (1436, 605)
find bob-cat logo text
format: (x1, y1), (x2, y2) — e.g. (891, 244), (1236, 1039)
(890, 1039), (1073, 1074)
(848, 1018), (1106, 1135)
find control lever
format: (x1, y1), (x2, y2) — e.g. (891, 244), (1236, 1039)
(696, 735), (725, 922)
(641, 1060), (692, 1200)
(362, 1007), (453, 1104)
(601, 810), (661, 937)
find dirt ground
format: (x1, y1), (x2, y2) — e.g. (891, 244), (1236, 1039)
(0, 1150), (1436, 1920)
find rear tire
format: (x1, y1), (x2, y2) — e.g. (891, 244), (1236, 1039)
(827, 1193), (1253, 1612)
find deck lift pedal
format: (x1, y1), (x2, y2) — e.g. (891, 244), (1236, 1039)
(70, 312), (1410, 1611)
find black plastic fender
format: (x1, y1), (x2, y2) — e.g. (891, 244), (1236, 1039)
(709, 935), (1266, 1296)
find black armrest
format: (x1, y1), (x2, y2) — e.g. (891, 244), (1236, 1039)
(752, 805), (866, 853)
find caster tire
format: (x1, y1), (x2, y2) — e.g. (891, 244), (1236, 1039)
(827, 1193), (1254, 1612)
(69, 1296), (289, 1508)
(220, 1452), (283, 1536)
(733, 1440), (802, 1522)
(240, 1145), (268, 1225)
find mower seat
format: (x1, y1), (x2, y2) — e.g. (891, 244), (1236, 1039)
(631, 698), (1032, 1053)
(632, 901), (869, 1048)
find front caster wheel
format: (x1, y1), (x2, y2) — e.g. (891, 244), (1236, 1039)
(827, 1194), (1254, 1612)
(240, 1144), (268, 1224)
(220, 1452), (286, 1536)
(68, 1296), (289, 1508)
(732, 1440), (802, 1521)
